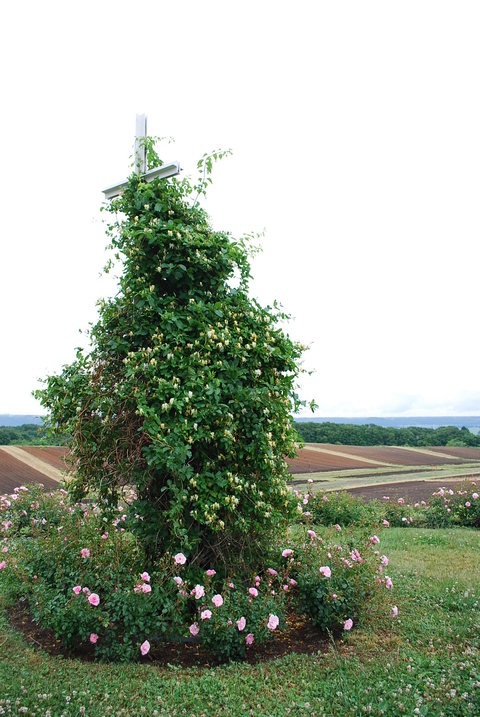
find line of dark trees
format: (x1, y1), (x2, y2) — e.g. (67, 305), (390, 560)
(0, 424), (67, 446)
(294, 421), (480, 447)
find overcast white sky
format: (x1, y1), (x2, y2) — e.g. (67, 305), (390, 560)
(1, 0), (479, 417)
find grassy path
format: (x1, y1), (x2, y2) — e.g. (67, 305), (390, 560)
(1, 528), (479, 716)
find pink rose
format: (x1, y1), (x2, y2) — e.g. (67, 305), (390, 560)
(267, 614), (279, 631)
(80, 548), (90, 558)
(334, 524), (342, 532)
(472, 493), (479, 500)
(212, 594), (223, 607)
(174, 553), (186, 565)
(140, 640), (150, 656)
(307, 529), (316, 539)
(141, 572), (150, 582)
(267, 568), (278, 576)
(237, 616), (246, 631)
(382, 520), (390, 527)
(380, 555), (389, 566)
(189, 623), (199, 636)
(89, 633), (98, 644)
(88, 593), (100, 606)
(193, 584), (205, 600)
(141, 583), (152, 593)
(248, 587), (258, 597)
(0, 561), (6, 570)
(282, 549), (293, 558)
(72, 585), (82, 595)
(319, 566), (331, 578)
(200, 609), (212, 620)
(246, 633), (254, 645)
(370, 535), (380, 545)
(206, 569), (216, 577)
(391, 605), (399, 617)
(173, 576), (183, 586)
(385, 576), (393, 589)
(344, 618), (353, 631)
(465, 502), (471, 507)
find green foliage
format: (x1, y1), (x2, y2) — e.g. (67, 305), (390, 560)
(286, 528), (389, 633)
(0, 423), (67, 446)
(295, 421), (480, 446)
(34, 141), (305, 568)
(309, 490), (382, 527)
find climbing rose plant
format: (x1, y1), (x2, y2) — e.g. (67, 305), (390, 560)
(35, 142), (307, 569)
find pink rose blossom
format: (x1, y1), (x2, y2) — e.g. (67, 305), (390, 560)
(174, 553), (186, 565)
(237, 616), (246, 631)
(80, 548), (90, 558)
(200, 609), (212, 620)
(229, 582), (235, 589)
(206, 569), (216, 577)
(370, 535), (380, 544)
(88, 593), (100, 606)
(248, 587), (258, 597)
(472, 493), (479, 500)
(391, 605), (399, 617)
(307, 529), (316, 539)
(267, 614), (279, 630)
(140, 640), (150, 656)
(189, 623), (200, 636)
(380, 555), (389, 566)
(289, 578), (297, 586)
(334, 524), (342, 532)
(319, 566), (331, 578)
(141, 583), (152, 593)
(465, 501), (471, 507)
(344, 618), (353, 631)
(282, 549), (293, 558)
(0, 561), (6, 570)
(267, 568), (278, 576)
(141, 572), (150, 582)
(212, 594), (223, 607)
(73, 585), (82, 595)
(193, 584), (205, 600)
(89, 633), (98, 644)
(246, 633), (254, 645)
(173, 576), (183, 586)
(385, 576), (393, 589)
(382, 520), (390, 527)
(332, 593), (338, 600)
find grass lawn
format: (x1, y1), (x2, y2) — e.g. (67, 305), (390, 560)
(1, 528), (479, 716)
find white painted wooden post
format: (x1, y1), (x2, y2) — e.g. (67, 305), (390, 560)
(134, 114), (147, 175)
(102, 114), (181, 200)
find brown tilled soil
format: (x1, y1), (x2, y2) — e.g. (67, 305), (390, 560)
(286, 448), (381, 473)
(8, 601), (331, 667)
(347, 477), (480, 503)
(20, 446), (70, 472)
(0, 450), (58, 493)
(308, 444), (464, 466)
(426, 446), (480, 460)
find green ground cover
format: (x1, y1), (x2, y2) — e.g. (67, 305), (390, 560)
(1, 527), (479, 716)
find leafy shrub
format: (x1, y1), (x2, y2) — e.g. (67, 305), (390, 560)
(34, 142), (306, 570)
(287, 527), (391, 633)
(307, 490), (381, 527)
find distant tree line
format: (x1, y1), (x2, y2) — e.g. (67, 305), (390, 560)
(294, 422), (480, 447)
(0, 424), (68, 446)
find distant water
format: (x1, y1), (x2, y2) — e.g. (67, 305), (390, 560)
(295, 416), (480, 435)
(0, 414), (44, 426)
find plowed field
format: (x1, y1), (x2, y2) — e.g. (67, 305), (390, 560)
(286, 448), (381, 473)
(20, 446), (69, 471)
(348, 477), (480, 503)
(286, 449), (382, 473)
(426, 446), (480, 460)
(0, 450), (58, 494)
(307, 444), (463, 466)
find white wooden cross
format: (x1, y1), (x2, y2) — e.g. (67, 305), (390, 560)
(102, 114), (181, 200)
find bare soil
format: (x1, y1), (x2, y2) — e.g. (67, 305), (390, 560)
(20, 446), (70, 472)
(307, 444), (463, 466)
(0, 449), (58, 494)
(8, 601), (331, 667)
(347, 477), (479, 503)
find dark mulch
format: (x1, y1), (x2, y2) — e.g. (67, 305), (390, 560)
(347, 477), (480, 504)
(8, 602), (330, 668)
